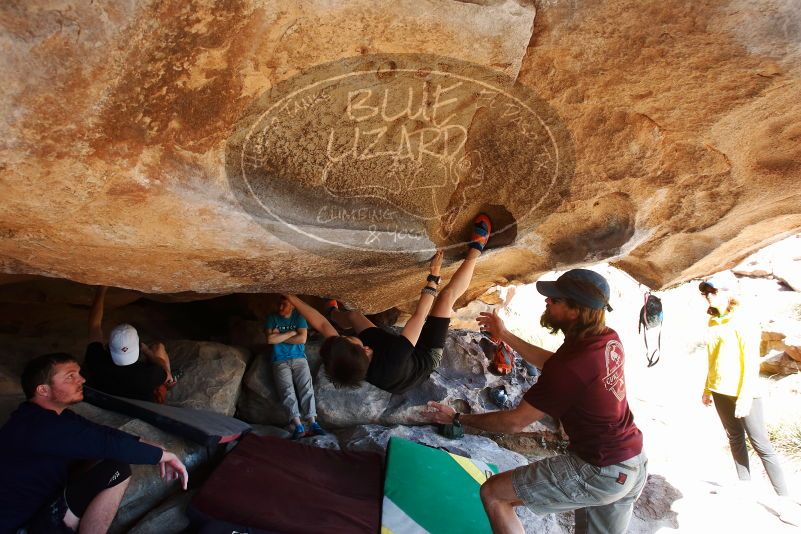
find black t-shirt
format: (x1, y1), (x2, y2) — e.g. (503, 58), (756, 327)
(83, 342), (167, 402)
(359, 328), (432, 394)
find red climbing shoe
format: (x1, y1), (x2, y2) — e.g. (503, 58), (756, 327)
(324, 299), (339, 318)
(324, 299), (353, 334)
(468, 214), (492, 252)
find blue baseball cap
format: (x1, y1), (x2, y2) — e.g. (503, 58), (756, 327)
(536, 269), (613, 311)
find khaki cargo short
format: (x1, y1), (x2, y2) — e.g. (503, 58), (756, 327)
(512, 451), (648, 534)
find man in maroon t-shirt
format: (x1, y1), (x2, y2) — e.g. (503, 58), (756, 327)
(423, 269), (646, 534)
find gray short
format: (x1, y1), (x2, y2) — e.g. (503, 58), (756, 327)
(512, 451), (648, 534)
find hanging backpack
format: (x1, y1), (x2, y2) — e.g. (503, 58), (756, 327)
(638, 292), (663, 367)
(491, 339), (515, 375)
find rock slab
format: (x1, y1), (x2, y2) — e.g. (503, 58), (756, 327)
(239, 328), (559, 435)
(68, 402), (209, 534)
(166, 340), (250, 416)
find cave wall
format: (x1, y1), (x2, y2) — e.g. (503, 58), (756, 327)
(1, 0), (799, 311)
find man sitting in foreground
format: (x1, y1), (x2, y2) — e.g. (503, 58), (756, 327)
(83, 286), (175, 402)
(423, 269), (646, 534)
(286, 214), (492, 394)
(0, 353), (187, 533)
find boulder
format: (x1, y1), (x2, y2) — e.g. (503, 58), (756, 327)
(773, 260), (801, 292)
(0, 278), (141, 309)
(68, 402), (209, 534)
(165, 341), (250, 416)
(760, 329), (801, 364)
(786, 342), (801, 363)
(235, 336), (322, 424)
(448, 285), (510, 330)
(0, 365), (21, 397)
(339, 423), (530, 471)
(236, 328), (558, 433)
(298, 432), (341, 450)
(314, 374), (393, 427)
(1, 1), (800, 309)
(227, 318), (269, 353)
(315, 329), (557, 433)
(760, 350), (801, 376)
(733, 235), (801, 291)
(627, 474), (682, 532)
(0, 365), (24, 425)
(250, 423), (292, 439)
(760, 330), (787, 357)
(128, 490), (195, 534)
(248, 414), (339, 447)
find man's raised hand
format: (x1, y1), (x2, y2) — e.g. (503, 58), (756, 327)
(477, 309), (507, 340)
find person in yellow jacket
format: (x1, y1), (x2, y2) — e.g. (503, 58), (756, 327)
(699, 272), (798, 525)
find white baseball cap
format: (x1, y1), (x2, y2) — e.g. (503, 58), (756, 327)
(109, 324), (139, 366)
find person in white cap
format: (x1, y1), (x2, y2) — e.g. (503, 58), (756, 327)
(698, 272), (798, 525)
(82, 286), (176, 402)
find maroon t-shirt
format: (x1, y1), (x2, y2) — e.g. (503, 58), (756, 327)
(523, 328), (643, 466)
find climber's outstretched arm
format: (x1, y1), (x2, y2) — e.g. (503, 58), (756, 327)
(284, 295), (338, 338)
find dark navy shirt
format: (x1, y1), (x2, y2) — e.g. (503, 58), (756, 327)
(0, 402), (162, 532)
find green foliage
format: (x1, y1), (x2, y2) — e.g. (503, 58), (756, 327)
(767, 419), (801, 461)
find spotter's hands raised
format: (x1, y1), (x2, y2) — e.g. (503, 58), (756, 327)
(477, 309), (507, 340)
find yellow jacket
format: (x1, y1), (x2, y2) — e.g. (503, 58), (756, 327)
(704, 311), (760, 399)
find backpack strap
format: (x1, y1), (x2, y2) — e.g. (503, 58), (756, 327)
(642, 291), (662, 367)
(646, 327), (661, 367)
(638, 292), (648, 334)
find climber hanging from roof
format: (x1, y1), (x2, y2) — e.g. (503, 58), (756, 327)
(285, 214), (492, 394)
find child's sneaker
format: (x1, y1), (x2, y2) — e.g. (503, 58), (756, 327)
(309, 421), (326, 436)
(291, 423), (306, 440)
(468, 214), (492, 252)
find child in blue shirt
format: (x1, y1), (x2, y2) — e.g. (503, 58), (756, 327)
(265, 296), (325, 438)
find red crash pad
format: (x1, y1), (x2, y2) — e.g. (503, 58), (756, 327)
(189, 434), (383, 533)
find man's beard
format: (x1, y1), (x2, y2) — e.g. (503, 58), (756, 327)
(706, 306), (721, 317)
(53, 389), (83, 406)
(540, 310), (568, 334)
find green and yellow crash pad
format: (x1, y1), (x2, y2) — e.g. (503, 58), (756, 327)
(381, 437), (499, 534)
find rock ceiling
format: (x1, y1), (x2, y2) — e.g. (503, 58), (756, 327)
(1, 0), (799, 311)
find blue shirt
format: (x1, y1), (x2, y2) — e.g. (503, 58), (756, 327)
(264, 310), (308, 362)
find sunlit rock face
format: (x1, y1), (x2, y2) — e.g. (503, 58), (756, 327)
(1, 0), (800, 311)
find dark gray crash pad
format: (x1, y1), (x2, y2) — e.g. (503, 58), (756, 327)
(84, 387), (251, 447)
